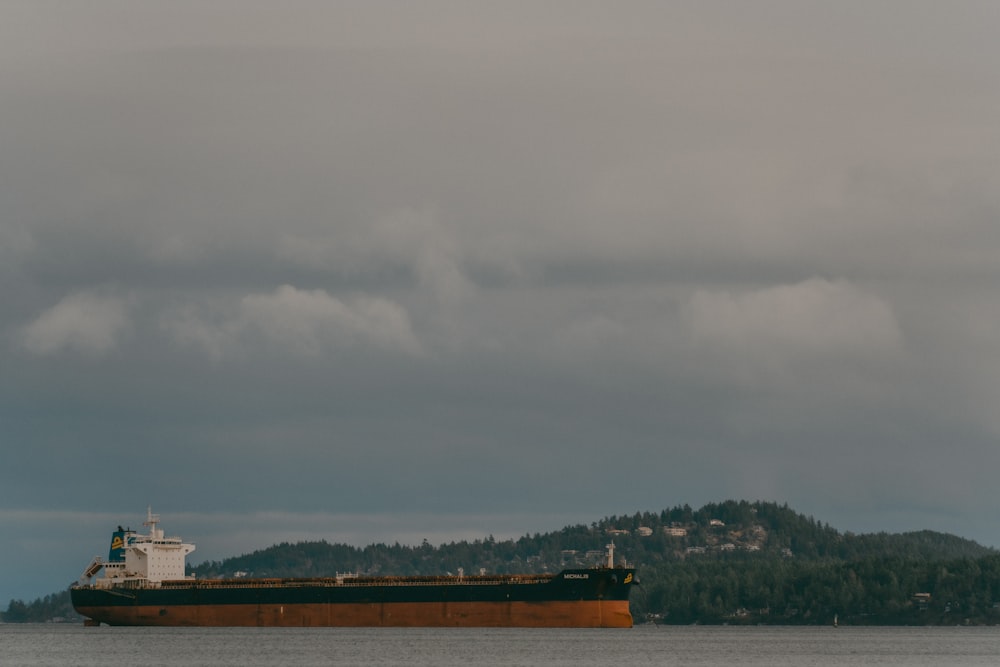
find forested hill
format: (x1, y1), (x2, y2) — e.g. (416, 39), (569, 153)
(190, 501), (992, 580)
(4, 500), (998, 624)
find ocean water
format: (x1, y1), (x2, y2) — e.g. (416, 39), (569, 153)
(2, 624), (999, 666)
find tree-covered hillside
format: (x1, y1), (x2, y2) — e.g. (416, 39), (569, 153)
(192, 501), (991, 580)
(5, 500), (997, 624)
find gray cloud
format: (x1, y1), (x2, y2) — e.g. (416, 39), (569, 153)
(163, 285), (421, 360)
(21, 291), (133, 356)
(683, 279), (903, 390)
(3, 1), (1000, 605)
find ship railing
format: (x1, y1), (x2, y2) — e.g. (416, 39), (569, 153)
(158, 573), (558, 589)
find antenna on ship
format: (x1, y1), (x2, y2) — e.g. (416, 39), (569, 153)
(144, 506), (161, 539)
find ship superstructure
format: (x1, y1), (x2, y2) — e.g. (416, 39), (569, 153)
(79, 507), (195, 588)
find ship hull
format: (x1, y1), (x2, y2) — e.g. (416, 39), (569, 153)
(72, 600), (632, 627)
(72, 569), (635, 628)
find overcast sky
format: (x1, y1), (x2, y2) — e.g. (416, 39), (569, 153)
(3, 1), (1000, 605)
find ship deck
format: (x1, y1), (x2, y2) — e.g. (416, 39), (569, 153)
(154, 573), (560, 590)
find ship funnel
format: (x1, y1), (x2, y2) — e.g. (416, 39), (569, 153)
(108, 528), (127, 562)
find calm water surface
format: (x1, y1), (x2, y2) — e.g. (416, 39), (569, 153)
(2, 624), (999, 666)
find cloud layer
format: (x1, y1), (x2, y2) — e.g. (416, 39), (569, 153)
(3, 1), (1000, 604)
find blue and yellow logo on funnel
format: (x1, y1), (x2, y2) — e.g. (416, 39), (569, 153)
(108, 530), (127, 562)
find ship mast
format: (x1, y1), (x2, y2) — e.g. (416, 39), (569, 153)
(606, 541), (615, 568)
(144, 506), (161, 539)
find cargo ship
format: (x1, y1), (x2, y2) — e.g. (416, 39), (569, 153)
(71, 509), (636, 627)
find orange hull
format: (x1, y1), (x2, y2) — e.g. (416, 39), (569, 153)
(76, 599), (633, 628)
